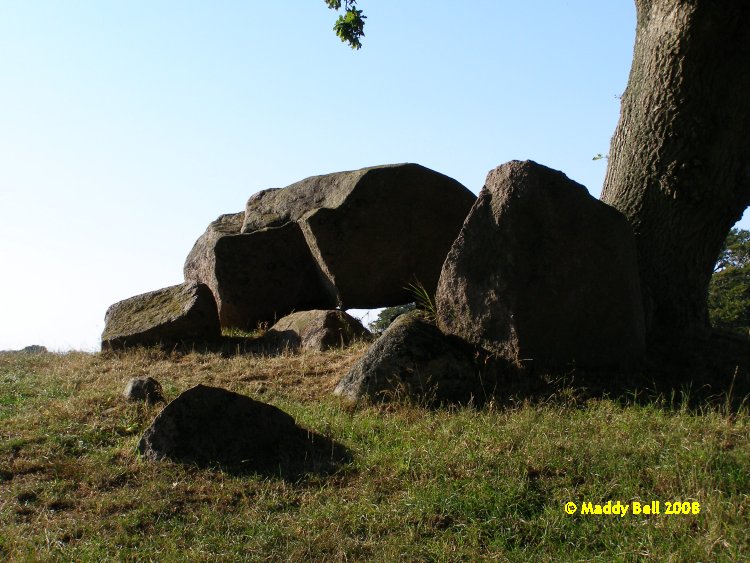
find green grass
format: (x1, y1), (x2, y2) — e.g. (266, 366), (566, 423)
(1, 348), (749, 561)
(221, 324), (268, 339)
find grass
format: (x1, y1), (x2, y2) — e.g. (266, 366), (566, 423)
(1, 346), (749, 561)
(221, 321), (270, 340)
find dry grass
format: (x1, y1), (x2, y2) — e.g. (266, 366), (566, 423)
(99, 342), (368, 402)
(1, 345), (750, 561)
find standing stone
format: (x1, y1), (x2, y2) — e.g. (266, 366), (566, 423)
(102, 282), (221, 350)
(266, 309), (371, 351)
(185, 222), (335, 330)
(138, 384), (297, 467)
(243, 164), (476, 308)
(436, 160), (645, 368)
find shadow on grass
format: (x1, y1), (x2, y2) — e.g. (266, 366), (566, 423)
(143, 425), (353, 483)
(216, 425), (354, 482)
(486, 331), (750, 413)
(171, 335), (278, 357)
(136, 383), (354, 482)
(101, 330), (750, 413)
(119, 335), (361, 358)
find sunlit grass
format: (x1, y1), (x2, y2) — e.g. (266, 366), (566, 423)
(1, 347), (749, 560)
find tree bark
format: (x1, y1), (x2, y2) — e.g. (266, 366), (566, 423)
(601, 0), (750, 342)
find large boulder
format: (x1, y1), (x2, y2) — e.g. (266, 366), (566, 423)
(138, 384), (297, 466)
(184, 211), (244, 289)
(101, 282), (221, 350)
(138, 384), (351, 474)
(243, 163), (476, 308)
(436, 160), (645, 368)
(334, 312), (485, 404)
(266, 309), (371, 351)
(185, 221), (335, 330)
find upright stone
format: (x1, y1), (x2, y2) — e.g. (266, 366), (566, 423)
(102, 282), (221, 350)
(436, 160), (645, 368)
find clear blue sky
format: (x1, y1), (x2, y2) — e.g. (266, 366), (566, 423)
(1, 1), (744, 351)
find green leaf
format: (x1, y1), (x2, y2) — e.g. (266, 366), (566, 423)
(709, 228), (750, 334)
(333, 8), (366, 50)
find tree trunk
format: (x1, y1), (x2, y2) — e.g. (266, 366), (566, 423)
(601, 0), (750, 343)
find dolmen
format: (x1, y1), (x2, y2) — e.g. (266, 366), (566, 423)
(184, 163), (475, 330)
(333, 160), (646, 405)
(102, 163), (475, 348)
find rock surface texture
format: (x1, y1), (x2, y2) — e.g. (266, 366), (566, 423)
(123, 377), (165, 404)
(183, 211), (244, 291)
(334, 312), (485, 404)
(266, 309), (371, 351)
(101, 282), (221, 350)
(186, 221), (334, 330)
(436, 160), (645, 368)
(138, 384), (298, 466)
(242, 163), (476, 308)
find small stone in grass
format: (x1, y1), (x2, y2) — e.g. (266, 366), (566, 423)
(124, 377), (165, 404)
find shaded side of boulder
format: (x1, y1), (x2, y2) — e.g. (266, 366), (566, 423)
(138, 384), (297, 467)
(302, 165), (476, 308)
(436, 160), (645, 368)
(185, 216), (336, 330)
(266, 309), (371, 351)
(102, 282), (221, 350)
(334, 312), (487, 404)
(184, 211), (244, 293)
(208, 223), (336, 329)
(243, 163), (477, 308)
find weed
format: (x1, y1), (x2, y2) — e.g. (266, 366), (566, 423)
(405, 278), (437, 323)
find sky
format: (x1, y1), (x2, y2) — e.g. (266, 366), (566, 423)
(1, 1), (745, 352)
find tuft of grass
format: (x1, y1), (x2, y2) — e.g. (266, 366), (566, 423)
(222, 320), (271, 339)
(405, 278), (437, 323)
(1, 347), (749, 560)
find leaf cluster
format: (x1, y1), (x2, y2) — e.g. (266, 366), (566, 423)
(709, 228), (750, 335)
(325, 0), (366, 49)
(715, 228), (750, 272)
(369, 303), (416, 334)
